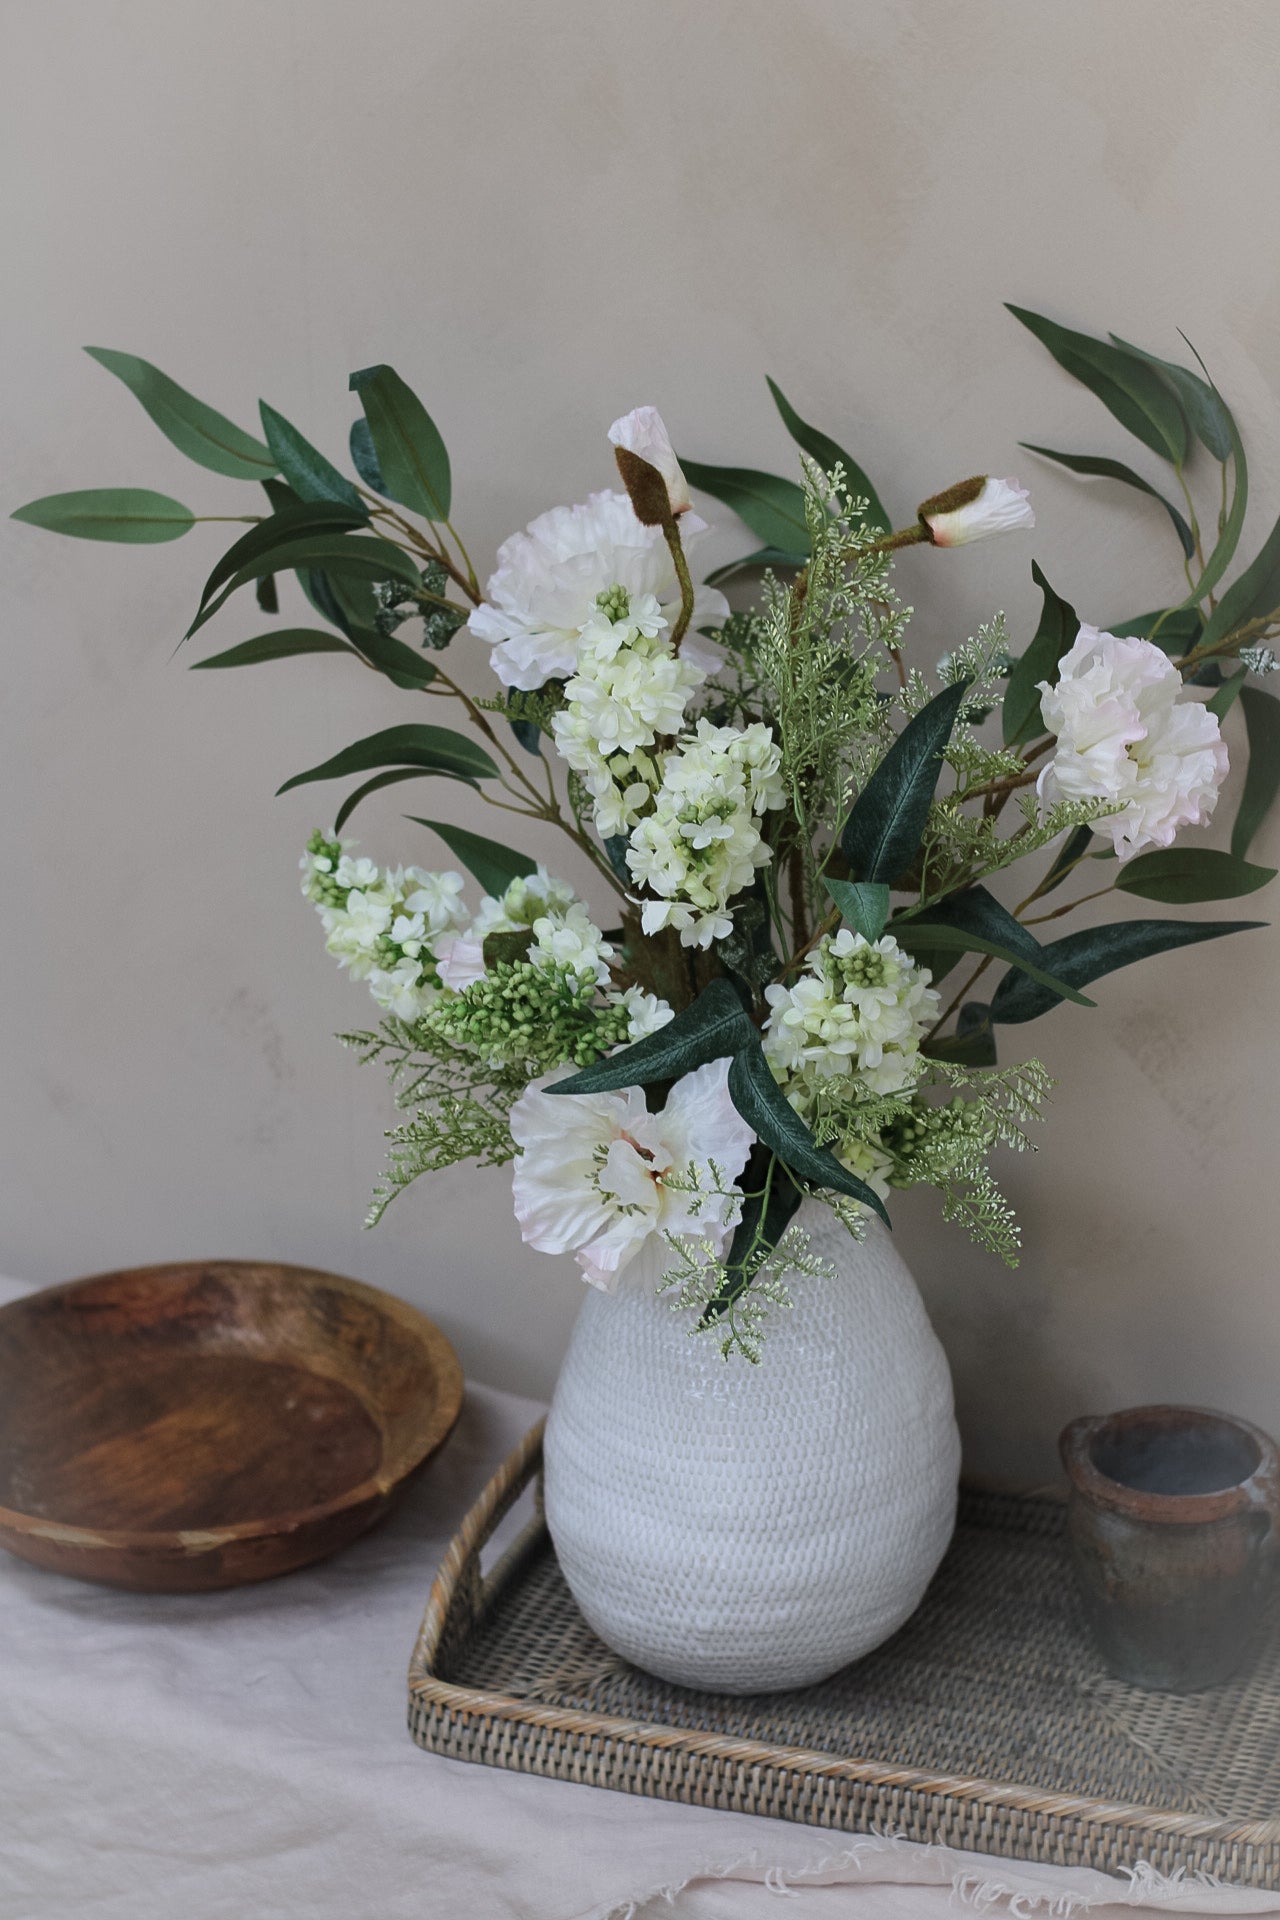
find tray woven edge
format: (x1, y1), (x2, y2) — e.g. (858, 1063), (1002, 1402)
(407, 1423), (1280, 1889)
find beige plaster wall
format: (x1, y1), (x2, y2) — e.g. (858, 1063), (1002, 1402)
(3, 0), (1279, 1476)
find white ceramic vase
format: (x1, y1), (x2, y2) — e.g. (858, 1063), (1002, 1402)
(543, 1199), (961, 1693)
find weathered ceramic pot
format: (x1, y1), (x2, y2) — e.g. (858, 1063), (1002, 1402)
(1061, 1403), (1280, 1692)
(543, 1200), (961, 1694)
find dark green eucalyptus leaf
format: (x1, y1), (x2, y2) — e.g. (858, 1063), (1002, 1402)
(277, 723), (499, 796)
(894, 887), (1095, 1005)
(1233, 687), (1280, 860)
(189, 532), (420, 638)
(1198, 506), (1280, 652)
(1114, 846), (1274, 903)
(825, 878), (891, 942)
(923, 1001), (997, 1066)
(509, 717), (542, 756)
(11, 488), (194, 543)
(333, 769), (431, 833)
(1108, 335), (1234, 462)
(349, 417), (386, 493)
(190, 629), (354, 669)
(990, 917), (1264, 1024)
(482, 930), (534, 969)
(1168, 402), (1248, 616)
(345, 624), (437, 688)
(84, 347), (275, 478)
(1006, 308), (1188, 464)
(406, 818), (537, 896)
(678, 457), (810, 552)
(842, 678), (970, 881)
(549, 979), (755, 1095)
(1003, 562), (1079, 746)
(602, 835), (632, 887)
(1020, 445), (1193, 557)
(1207, 664), (1248, 721)
(196, 501), (367, 613)
(255, 573), (279, 614)
(703, 545), (809, 589)
(349, 365), (451, 521)
(1038, 823), (1095, 897)
(258, 402), (366, 513)
(727, 1044), (891, 1226)
(765, 377), (891, 532)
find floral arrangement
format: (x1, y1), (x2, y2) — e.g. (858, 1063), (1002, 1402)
(16, 312), (1280, 1358)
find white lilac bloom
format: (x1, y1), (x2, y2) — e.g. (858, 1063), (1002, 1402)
(835, 1133), (896, 1203)
(922, 477), (1034, 547)
(1037, 625), (1229, 858)
(529, 903), (615, 986)
(607, 405), (692, 516)
(612, 986), (674, 1042)
(627, 721), (786, 948)
(763, 929), (940, 1098)
(509, 1060), (753, 1290)
(400, 867), (468, 934)
(466, 490), (728, 691)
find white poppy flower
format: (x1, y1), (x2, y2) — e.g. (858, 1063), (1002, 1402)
(1037, 625), (1229, 858)
(607, 405), (692, 516)
(923, 477), (1034, 547)
(466, 490), (728, 691)
(510, 1059), (754, 1290)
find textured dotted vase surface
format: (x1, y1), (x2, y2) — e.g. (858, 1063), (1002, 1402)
(543, 1201), (962, 1694)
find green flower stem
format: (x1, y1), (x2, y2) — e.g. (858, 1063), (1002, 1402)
(663, 516), (696, 652)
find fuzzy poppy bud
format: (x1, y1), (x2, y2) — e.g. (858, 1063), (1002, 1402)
(919, 475), (1034, 546)
(609, 406), (691, 522)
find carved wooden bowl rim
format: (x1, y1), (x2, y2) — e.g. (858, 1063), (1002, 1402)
(0, 1260), (465, 1553)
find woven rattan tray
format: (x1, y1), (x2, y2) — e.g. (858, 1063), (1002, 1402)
(408, 1421), (1280, 1888)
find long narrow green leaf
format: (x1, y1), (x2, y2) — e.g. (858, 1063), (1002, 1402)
(197, 501), (367, 613)
(188, 533), (420, 638)
(344, 625), (437, 688)
(258, 402), (366, 512)
(11, 488), (194, 543)
(678, 457), (810, 552)
(84, 347), (275, 479)
(1110, 607), (1202, 655)
(990, 918), (1264, 1024)
(1108, 335), (1234, 462)
(842, 679), (970, 882)
(1168, 400), (1248, 616)
(825, 878), (890, 942)
(549, 979), (755, 1095)
(894, 885), (1095, 1006)
(1207, 665), (1248, 721)
(349, 365), (451, 521)
(1114, 847), (1274, 903)
(191, 629), (354, 669)
(406, 819), (537, 896)
(1020, 445), (1193, 557)
(1233, 687), (1280, 859)
(334, 770), (431, 833)
(727, 1044), (891, 1226)
(1037, 823), (1094, 898)
(1198, 507), (1280, 652)
(276, 723), (499, 796)
(1006, 308), (1188, 463)
(349, 417), (386, 493)
(765, 377), (890, 532)
(703, 1148), (805, 1325)
(1003, 563), (1079, 746)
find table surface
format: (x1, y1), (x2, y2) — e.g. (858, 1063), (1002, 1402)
(2, 1272), (1277, 1920)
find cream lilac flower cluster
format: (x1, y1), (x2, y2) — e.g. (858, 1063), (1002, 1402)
(763, 928), (940, 1099)
(301, 834), (467, 1020)
(627, 721), (787, 948)
(303, 839), (671, 1047)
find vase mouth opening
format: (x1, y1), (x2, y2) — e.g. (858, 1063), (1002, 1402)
(1061, 1403), (1280, 1524)
(1092, 1409), (1260, 1498)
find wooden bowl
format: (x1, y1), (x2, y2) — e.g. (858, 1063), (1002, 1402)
(0, 1261), (464, 1591)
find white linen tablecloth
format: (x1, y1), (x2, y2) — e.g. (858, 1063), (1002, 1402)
(1, 1273), (1276, 1920)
